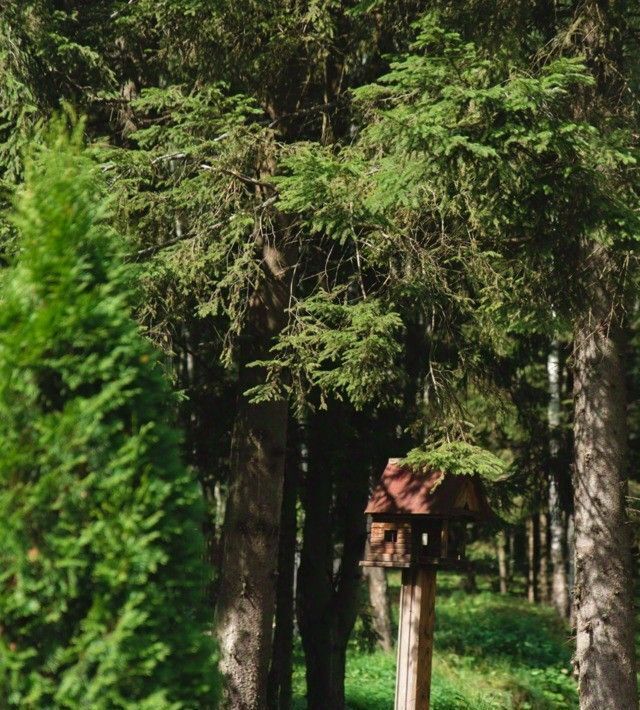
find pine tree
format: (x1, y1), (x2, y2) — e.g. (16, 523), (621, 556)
(0, 121), (219, 709)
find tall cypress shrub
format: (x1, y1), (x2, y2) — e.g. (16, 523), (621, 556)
(0, 122), (218, 709)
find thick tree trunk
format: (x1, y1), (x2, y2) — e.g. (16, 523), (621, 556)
(526, 516), (537, 603)
(215, 181), (292, 707)
(267, 423), (299, 710)
(568, 4), (638, 702)
(548, 341), (570, 618)
(572, 245), (637, 709)
(216, 376), (288, 708)
(496, 530), (509, 595)
(364, 566), (393, 652)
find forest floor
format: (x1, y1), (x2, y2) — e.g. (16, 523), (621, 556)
(292, 572), (578, 709)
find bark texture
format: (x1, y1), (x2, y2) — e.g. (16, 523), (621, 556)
(216, 384), (288, 709)
(497, 530), (509, 595)
(548, 341), (570, 618)
(567, 513), (576, 626)
(568, 3), (638, 706)
(538, 509), (549, 604)
(526, 516), (537, 603)
(267, 425), (299, 710)
(572, 247), (637, 709)
(216, 172), (292, 707)
(364, 566), (394, 652)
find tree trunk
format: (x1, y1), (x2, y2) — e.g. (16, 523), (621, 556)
(216, 376), (288, 708)
(538, 508), (549, 604)
(461, 563), (477, 594)
(508, 529), (515, 586)
(364, 566), (393, 652)
(548, 340), (570, 618)
(572, 245), (637, 709)
(215, 181), (292, 707)
(526, 516), (537, 603)
(569, 6), (637, 703)
(497, 530), (509, 595)
(297, 408), (368, 710)
(267, 421), (300, 710)
(567, 512), (576, 627)
(549, 480), (568, 617)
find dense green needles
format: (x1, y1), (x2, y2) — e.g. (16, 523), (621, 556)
(0, 124), (218, 709)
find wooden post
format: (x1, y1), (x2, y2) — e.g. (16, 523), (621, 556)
(395, 566), (437, 710)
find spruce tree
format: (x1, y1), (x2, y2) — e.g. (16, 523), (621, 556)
(0, 122), (218, 709)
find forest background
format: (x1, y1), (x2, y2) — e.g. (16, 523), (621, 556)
(1, 1), (640, 709)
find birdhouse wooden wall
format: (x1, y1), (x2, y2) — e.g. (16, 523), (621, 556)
(368, 519), (412, 565)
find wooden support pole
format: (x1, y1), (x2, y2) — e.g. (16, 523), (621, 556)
(395, 566), (437, 710)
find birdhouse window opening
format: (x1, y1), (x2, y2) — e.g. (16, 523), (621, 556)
(384, 529), (397, 543)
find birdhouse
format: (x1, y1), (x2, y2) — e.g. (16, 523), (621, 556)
(361, 458), (493, 569)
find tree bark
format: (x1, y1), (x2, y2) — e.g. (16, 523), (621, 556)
(364, 566), (394, 652)
(216, 378), (288, 708)
(508, 529), (515, 586)
(297, 408), (368, 710)
(526, 516), (537, 603)
(538, 508), (549, 604)
(572, 245), (637, 710)
(267, 421), (299, 710)
(215, 174), (292, 707)
(548, 340), (570, 618)
(497, 530), (509, 595)
(567, 512), (576, 627)
(568, 2), (639, 705)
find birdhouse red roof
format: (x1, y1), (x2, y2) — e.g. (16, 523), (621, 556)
(365, 458), (493, 520)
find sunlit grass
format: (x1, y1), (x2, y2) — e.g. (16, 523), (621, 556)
(292, 575), (578, 709)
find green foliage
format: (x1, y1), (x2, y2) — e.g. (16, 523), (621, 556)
(279, 11), (640, 348)
(404, 442), (508, 482)
(0, 2), (116, 181)
(0, 122), (218, 708)
(247, 293), (405, 409)
(0, 2), (119, 252)
(97, 83), (266, 360)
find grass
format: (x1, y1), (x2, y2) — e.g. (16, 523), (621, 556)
(292, 573), (577, 709)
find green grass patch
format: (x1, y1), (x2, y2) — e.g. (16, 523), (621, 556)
(293, 581), (577, 709)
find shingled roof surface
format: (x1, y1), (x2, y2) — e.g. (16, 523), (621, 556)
(364, 458), (493, 519)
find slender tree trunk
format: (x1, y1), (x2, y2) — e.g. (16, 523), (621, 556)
(567, 513), (576, 626)
(267, 421), (299, 710)
(297, 408), (368, 710)
(526, 516), (537, 603)
(548, 341), (570, 617)
(538, 507), (549, 604)
(297, 410), (338, 710)
(364, 567), (393, 652)
(549, 480), (569, 617)
(497, 530), (509, 595)
(508, 529), (515, 586)
(572, 246), (637, 709)
(461, 563), (477, 594)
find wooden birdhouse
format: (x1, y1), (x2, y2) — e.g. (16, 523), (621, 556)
(362, 458), (493, 570)
(362, 456), (496, 710)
